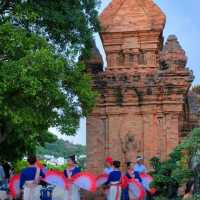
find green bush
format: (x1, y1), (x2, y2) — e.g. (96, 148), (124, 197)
(188, 194), (200, 200)
(46, 163), (66, 171)
(13, 160), (28, 173)
(151, 128), (200, 198)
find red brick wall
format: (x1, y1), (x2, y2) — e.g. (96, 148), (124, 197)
(86, 0), (193, 174)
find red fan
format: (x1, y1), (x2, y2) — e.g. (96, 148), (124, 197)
(96, 174), (108, 188)
(121, 176), (130, 189)
(9, 174), (20, 198)
(72, 172), (96, 192)
(140, 173), (156, 194)
(128, 178), (145, 200)
(43, 170), (67, 189)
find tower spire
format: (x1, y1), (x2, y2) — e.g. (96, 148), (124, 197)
(100, 0), (166, 33)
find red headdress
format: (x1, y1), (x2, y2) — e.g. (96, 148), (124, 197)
(105, 156), (113, 165)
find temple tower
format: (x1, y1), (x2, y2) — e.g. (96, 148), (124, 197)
(86, 0), (193, 174)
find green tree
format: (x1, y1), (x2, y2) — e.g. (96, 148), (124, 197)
(0, 0), (100, 57)
(37, 139), (86, 159)
(151, 128), (200, 199)
(0, 0), (100, 161)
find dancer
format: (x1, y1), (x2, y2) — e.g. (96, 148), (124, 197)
(0, 162), (5, 190)
(105, 160), (122, 200)
(126, 162), (134, 179)
(2, 161), (11, 189)
(64, 155), (81, 200)
(104, 156), (113, 175)
(123, 162), (134, 200)
(134, 156), (147, 174)
(19, 155), (45, 200)
(134, 156), (146, 183)
(103, 156), (113, 199)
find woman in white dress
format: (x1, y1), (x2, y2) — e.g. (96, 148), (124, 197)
(19, 155), (45, 200)
(105, 160), (122, 200)
(63, 155), (81, 200)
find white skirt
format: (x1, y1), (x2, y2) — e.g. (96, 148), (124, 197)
(64, 184), (80, 200)
(23, 185), (42, 200)
(51, 186), (66, 200)
(107, 185), (121, 200)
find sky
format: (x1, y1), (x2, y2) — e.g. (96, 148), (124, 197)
(55, 0), (200, 145)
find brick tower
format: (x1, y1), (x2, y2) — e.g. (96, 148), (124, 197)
(86, 0), (193, 174)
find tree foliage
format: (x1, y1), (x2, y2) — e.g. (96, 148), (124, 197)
(12, 138), (86, 172)
(37, 139), (86, 159)
(0, 0), (100, 55)
(0, 0), (100, 161)
(151, 128), (200, 199)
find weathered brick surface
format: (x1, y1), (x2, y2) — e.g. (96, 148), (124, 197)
(86, 0), (194, 174)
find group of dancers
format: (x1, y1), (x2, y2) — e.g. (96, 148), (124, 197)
(19, 154), (82, 200)
(103, 156), (148, 200)
(18, 154), (149, 200)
